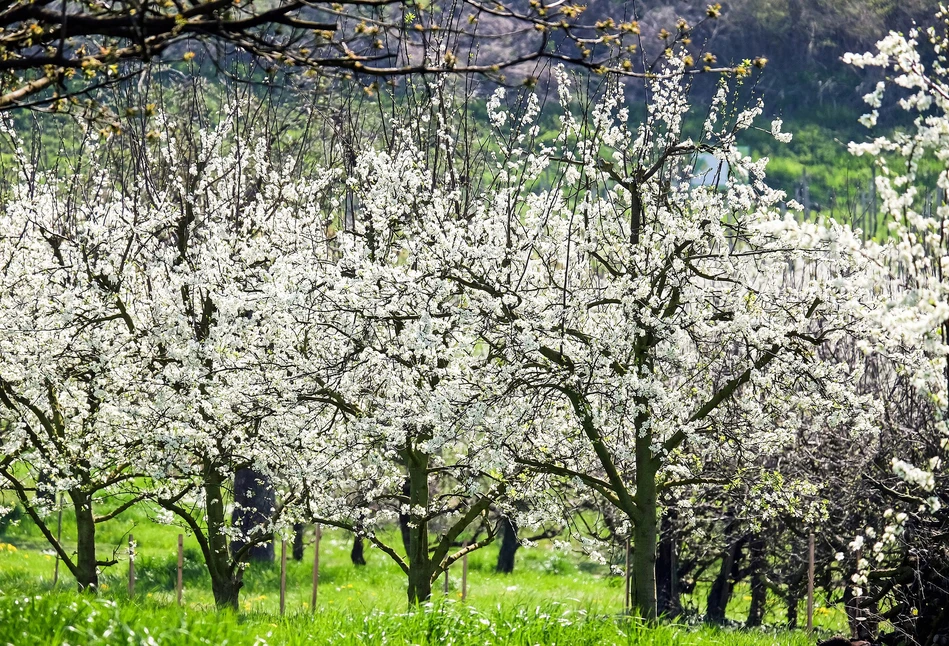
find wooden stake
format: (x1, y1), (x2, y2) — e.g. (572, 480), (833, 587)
(806, 532), (815, 632)
(461, 548), (468, 601)
(128, 534), (135, 598)
(279, 539), (288, 616)
(53, 493), (63, 585)
(176, 533), (184, 606)
(310, 524), (320, 613)
(624, 538), (631, 614)
(443, 563), (449, 594)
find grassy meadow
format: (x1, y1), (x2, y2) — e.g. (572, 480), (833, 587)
(0, 495), (848, 645)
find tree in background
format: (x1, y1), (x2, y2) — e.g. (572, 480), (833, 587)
(122, 106), (348, 610)
(840, 12), (949, 643)
(0, 90), (351, 608)
(0, 128), (153, 591)
(440, 64), (886, 618)
(287, 89), (549, 603)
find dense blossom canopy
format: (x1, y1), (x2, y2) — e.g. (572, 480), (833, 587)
(0, 45), (926, 618)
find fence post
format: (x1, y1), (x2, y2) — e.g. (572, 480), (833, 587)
(310, 524), (320, 613)
(462, 547), (469, 601)
(53, 493), (63, 585)
(280, 539), (287, 616)
(128, 534), (135, 598)
(177, 534), (184, 606)
(624, 538), (631, 614)
(807, 532), (815, 631)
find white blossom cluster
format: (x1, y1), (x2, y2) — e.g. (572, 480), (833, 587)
(840, 11), (949, 602)
(843, 12), (949, 505)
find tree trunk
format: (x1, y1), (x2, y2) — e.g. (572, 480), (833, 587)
(399, 478), (411, 557)
(70, 490), (98, 593)
(655, 512), (680, 617)
(205, 467), (243, 610)
(706, 535), (745, 623)
(706, 551), (731, 622)
(292, 523), (305, 561)
(351, 535), (366, 566)
(495, 517), (518, 573)
(786, 594), (798, 628)
(786, 583), (801, 628)
(210, 575), (242, 612)
(230, 467), (275, 562)
(405, 453), (431, 605)
(630, 428), (659, 619)
(747, 535), (767, 627)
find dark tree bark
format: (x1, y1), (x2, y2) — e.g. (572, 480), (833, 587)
(210, 575), (242, 611)
(785, 569), (805, 629)
(205, 468), (246, 610)
(70, 490), (99, 592)
(706, 535), (746, 623)
(230, 467), (275, 563)
(292, 523), (305, 561)
(496, 517), (519, 573)
(656, 513), (681, 618)
(351, 535), (367, 566)
(629, 403), (660, 619)
(746, 534), (768, 627)
(405, 453), (432, 604)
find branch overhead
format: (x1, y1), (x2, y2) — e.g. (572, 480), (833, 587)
(0, 0), (727, 109)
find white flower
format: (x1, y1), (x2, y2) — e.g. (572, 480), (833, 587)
(770, 119), (793, 143)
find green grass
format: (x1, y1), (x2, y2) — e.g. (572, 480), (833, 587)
(0, 493), (850, 644)
(0, 499), (846, 626)
(0, 590), (823, 646)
